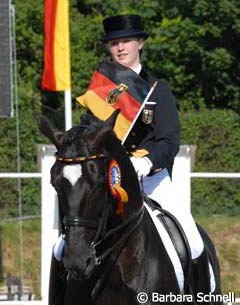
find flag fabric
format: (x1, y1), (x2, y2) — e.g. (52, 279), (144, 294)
(76, 61), (150, 141)
(41, 0), (71, 91)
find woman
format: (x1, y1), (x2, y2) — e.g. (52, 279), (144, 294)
(79, 13), (216, 293)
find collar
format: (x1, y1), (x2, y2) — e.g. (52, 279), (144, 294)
(131, 64), (142, 75)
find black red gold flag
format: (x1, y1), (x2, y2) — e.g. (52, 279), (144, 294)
(41, 0), (71, 91)
(76, 61), (149, 141)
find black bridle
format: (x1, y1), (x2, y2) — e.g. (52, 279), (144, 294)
(56, 152), (106, 238)
(55, 152), (144, 268)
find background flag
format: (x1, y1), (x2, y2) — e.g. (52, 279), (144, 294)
(41, 0), (70, 91)
(77, 61), (149, 140)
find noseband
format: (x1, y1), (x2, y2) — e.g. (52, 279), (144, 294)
(63, 216), (99, 230)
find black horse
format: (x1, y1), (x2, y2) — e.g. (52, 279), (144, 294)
(37, 110), (222, 305)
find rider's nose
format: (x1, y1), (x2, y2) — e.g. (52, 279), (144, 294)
(117, 42), (124, 50)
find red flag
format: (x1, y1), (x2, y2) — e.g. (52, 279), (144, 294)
(41, 0), (70, 91)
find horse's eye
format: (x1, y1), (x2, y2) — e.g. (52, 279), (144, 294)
(88, 162), (98, 175)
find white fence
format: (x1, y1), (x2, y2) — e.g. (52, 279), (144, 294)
(0, 301), (43, 305)
(191, 173), (240, 178)
(0, 145), (58, 305)
(0, 145), (239, 304)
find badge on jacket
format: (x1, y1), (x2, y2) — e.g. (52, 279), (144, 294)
(142, 102), (156, 124)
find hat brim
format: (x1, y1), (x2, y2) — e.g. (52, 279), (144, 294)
(101, 30), (149, 42)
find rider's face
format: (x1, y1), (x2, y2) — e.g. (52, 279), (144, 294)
(106, 37), (144, 70)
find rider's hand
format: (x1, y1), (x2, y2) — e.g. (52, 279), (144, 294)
(53, 234), (65, 261)
(130, 156), (153, 178)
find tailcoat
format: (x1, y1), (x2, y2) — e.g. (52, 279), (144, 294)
(125, 68), (180, 177)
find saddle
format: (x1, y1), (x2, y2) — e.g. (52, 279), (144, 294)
(144, 194), (192, 292)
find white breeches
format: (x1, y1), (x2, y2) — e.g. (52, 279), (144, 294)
(142, 168), (204, 260)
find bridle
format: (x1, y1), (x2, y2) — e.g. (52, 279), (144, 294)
(55, 152), (144, 270)
(56, 153), (106, 231)
(55, 153), (105, 164)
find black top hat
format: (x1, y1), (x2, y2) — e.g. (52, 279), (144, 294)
(101, 14), (149, 42)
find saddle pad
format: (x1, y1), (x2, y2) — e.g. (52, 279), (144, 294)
(144, 202), (184, 292)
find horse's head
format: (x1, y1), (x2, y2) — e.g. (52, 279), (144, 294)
(36, 111), (143, 280)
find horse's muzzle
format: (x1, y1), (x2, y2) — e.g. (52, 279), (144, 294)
(64, 260), (95, 281)
(62, 247), (95, 281)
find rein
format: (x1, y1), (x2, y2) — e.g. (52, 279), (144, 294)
(91, 206), (144, 301)
(91, 205), (144, 265)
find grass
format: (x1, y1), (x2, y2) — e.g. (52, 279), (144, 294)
(196, 215), (240, 295)
(0, 219), (41, 299)
(0, 216), (239, 299)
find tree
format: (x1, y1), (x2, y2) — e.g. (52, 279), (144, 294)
(75, 0), (240, 112)
(1, 0), (239, 217)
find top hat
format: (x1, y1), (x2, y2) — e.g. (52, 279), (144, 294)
(101, 14), (149, 42)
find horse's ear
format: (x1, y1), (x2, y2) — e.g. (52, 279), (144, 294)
(91, 109), (120, 146)
(105, 109), (120, 129)
(35, 115), (63, 149)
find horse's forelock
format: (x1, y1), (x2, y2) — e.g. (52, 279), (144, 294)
(81, 112), (104, 131)
(62, 113), (100, 144)
(63, 126), (83, 144)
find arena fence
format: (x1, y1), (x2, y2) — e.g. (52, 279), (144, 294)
(0, 145), (239, 304)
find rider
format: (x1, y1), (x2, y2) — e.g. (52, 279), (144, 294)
(77, 14), (214, 295)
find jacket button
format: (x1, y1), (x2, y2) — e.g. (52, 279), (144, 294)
(131, 144), (136, 149)
(131, 132), (136, 136)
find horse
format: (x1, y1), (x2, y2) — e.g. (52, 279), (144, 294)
(36, 110), (222, 305)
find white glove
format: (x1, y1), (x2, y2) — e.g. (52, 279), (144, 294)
(53, 234), (65, 261)
(130, 156), (153, 177)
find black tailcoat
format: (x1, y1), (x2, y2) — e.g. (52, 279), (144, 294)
(124, 69), (180, 177)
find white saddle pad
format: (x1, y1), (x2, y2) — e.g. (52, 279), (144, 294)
(144, 202), (184, 292)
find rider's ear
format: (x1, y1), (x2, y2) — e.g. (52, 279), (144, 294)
(35, 115), (63, 149)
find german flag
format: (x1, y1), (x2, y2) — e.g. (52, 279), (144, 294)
(41, 0), (71, 91)
(76, 61), (149, 141)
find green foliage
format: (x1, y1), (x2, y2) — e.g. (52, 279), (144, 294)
(14, 0), (43, 104)
(181, 110), (240, 171)
(181, 109), (240, 215)
(0, 0), (239, 218)
(74, 0), (240, 111)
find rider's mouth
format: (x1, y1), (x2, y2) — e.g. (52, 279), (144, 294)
(118, 53), (128, 59)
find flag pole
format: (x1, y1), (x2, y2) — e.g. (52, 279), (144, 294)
(64, 89), (72, 130)
(41, 0), (71, 130)
(121, 81), (158, 145)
